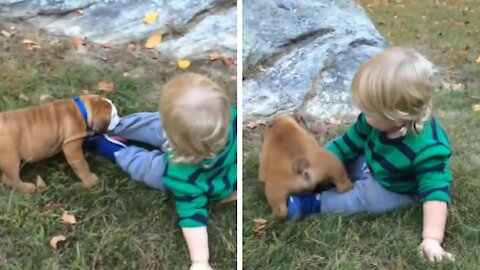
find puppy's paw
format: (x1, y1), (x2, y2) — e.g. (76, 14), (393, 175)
(336, 180), (354, 193)
(272, 205), (288, 221)
(82, 173), (99, 188)
(17, 182), (36, 194)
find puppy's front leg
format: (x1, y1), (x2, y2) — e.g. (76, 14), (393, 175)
(265, 183), (289, 220)
(330, 166), (353, 193)
(63, 141), (99, 188)
(324, 153), (353, 193)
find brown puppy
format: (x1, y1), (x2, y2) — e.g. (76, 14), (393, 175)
(0, 95), (119, 194)
(259, 114), (353, 219)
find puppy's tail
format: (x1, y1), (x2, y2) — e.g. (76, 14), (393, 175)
(292, 157), (311, 181)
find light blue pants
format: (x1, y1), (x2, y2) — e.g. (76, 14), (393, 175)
(321, 155), (420, 214)
(109, 112), (167, 191)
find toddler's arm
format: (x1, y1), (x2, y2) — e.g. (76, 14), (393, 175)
(325, 113), (371, 164)
(415, 144), (454, 262)
(183, 227), (212, 270)
(420, 201), (454, 262)
(172, 191), (211, 268)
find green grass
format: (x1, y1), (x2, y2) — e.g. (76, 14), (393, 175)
(243, 1), (480, 269)
(0, 25), (236, 269)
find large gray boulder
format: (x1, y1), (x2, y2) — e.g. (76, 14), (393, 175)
(242, 0), (387, 122)
(0, 0), (236, 60)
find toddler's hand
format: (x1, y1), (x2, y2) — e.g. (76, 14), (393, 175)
(190, 262), (213, 270)
(419, 238), (455, 262)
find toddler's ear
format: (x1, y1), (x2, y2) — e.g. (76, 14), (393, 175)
(394, 120), (407, 128)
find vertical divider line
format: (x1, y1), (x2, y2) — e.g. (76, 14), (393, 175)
(236, 0), (244, 269)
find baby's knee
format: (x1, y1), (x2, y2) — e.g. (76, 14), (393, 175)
(365, 200), (389, 214)
(361, 189), (410, 214)
(355, 183), (392, 214)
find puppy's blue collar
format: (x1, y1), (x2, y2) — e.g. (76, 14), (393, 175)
(73, 96), (88, 125)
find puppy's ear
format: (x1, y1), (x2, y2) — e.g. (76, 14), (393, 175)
(90, 97), (112, 133)
(292, 157), (311, 181)
(260, 120), (270, 142)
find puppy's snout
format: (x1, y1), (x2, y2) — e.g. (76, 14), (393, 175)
(105, 99), (120, 131)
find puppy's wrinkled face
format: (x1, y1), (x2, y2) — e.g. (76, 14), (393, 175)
(88, 96), (120, 133)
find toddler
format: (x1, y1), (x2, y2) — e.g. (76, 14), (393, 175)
(287, 47), (455, 263)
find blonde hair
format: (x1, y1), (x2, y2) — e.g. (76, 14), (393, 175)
(160, 72), (231, 164)
(352, 47), (435, 133)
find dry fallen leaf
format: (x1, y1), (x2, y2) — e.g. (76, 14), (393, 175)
(36, 175), (47, 189)
(97, 80), (115, 93)
(39, 94), (52, 101)
(75, 9), (84, 16)
(441, 81), (464, 91)
(254, 218), (268, 225)
(476, 55), (480, 63)
(61, 211), (77, 225)
(222, 57), (235, 67)
(50, 39), (63, 46)
(329, 117), (342, 125)
(258, 65), (267, 72)
(101, 43), (112, 49)
(82, 89), (90, 95)
(143, 12), (159, 25)
(246, 121), (257, 129)
(22, 39), (41, 50)
(452, 83), (464, 91)
(22, 39), (37, 45)
(177, 59), (191, 69)
(209, 51), (221, 61)
(253, 218), (269, 237)
(72, 37), (87, 53)
(1, 30), (12, 39)
(126, 43), (136, 52)
(473, 104), (480, 112)
(19, 93), (29, 102)
(145, 34), (162, 49)
(72, 37), (86, 47)
(50, 235), (66, 249)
